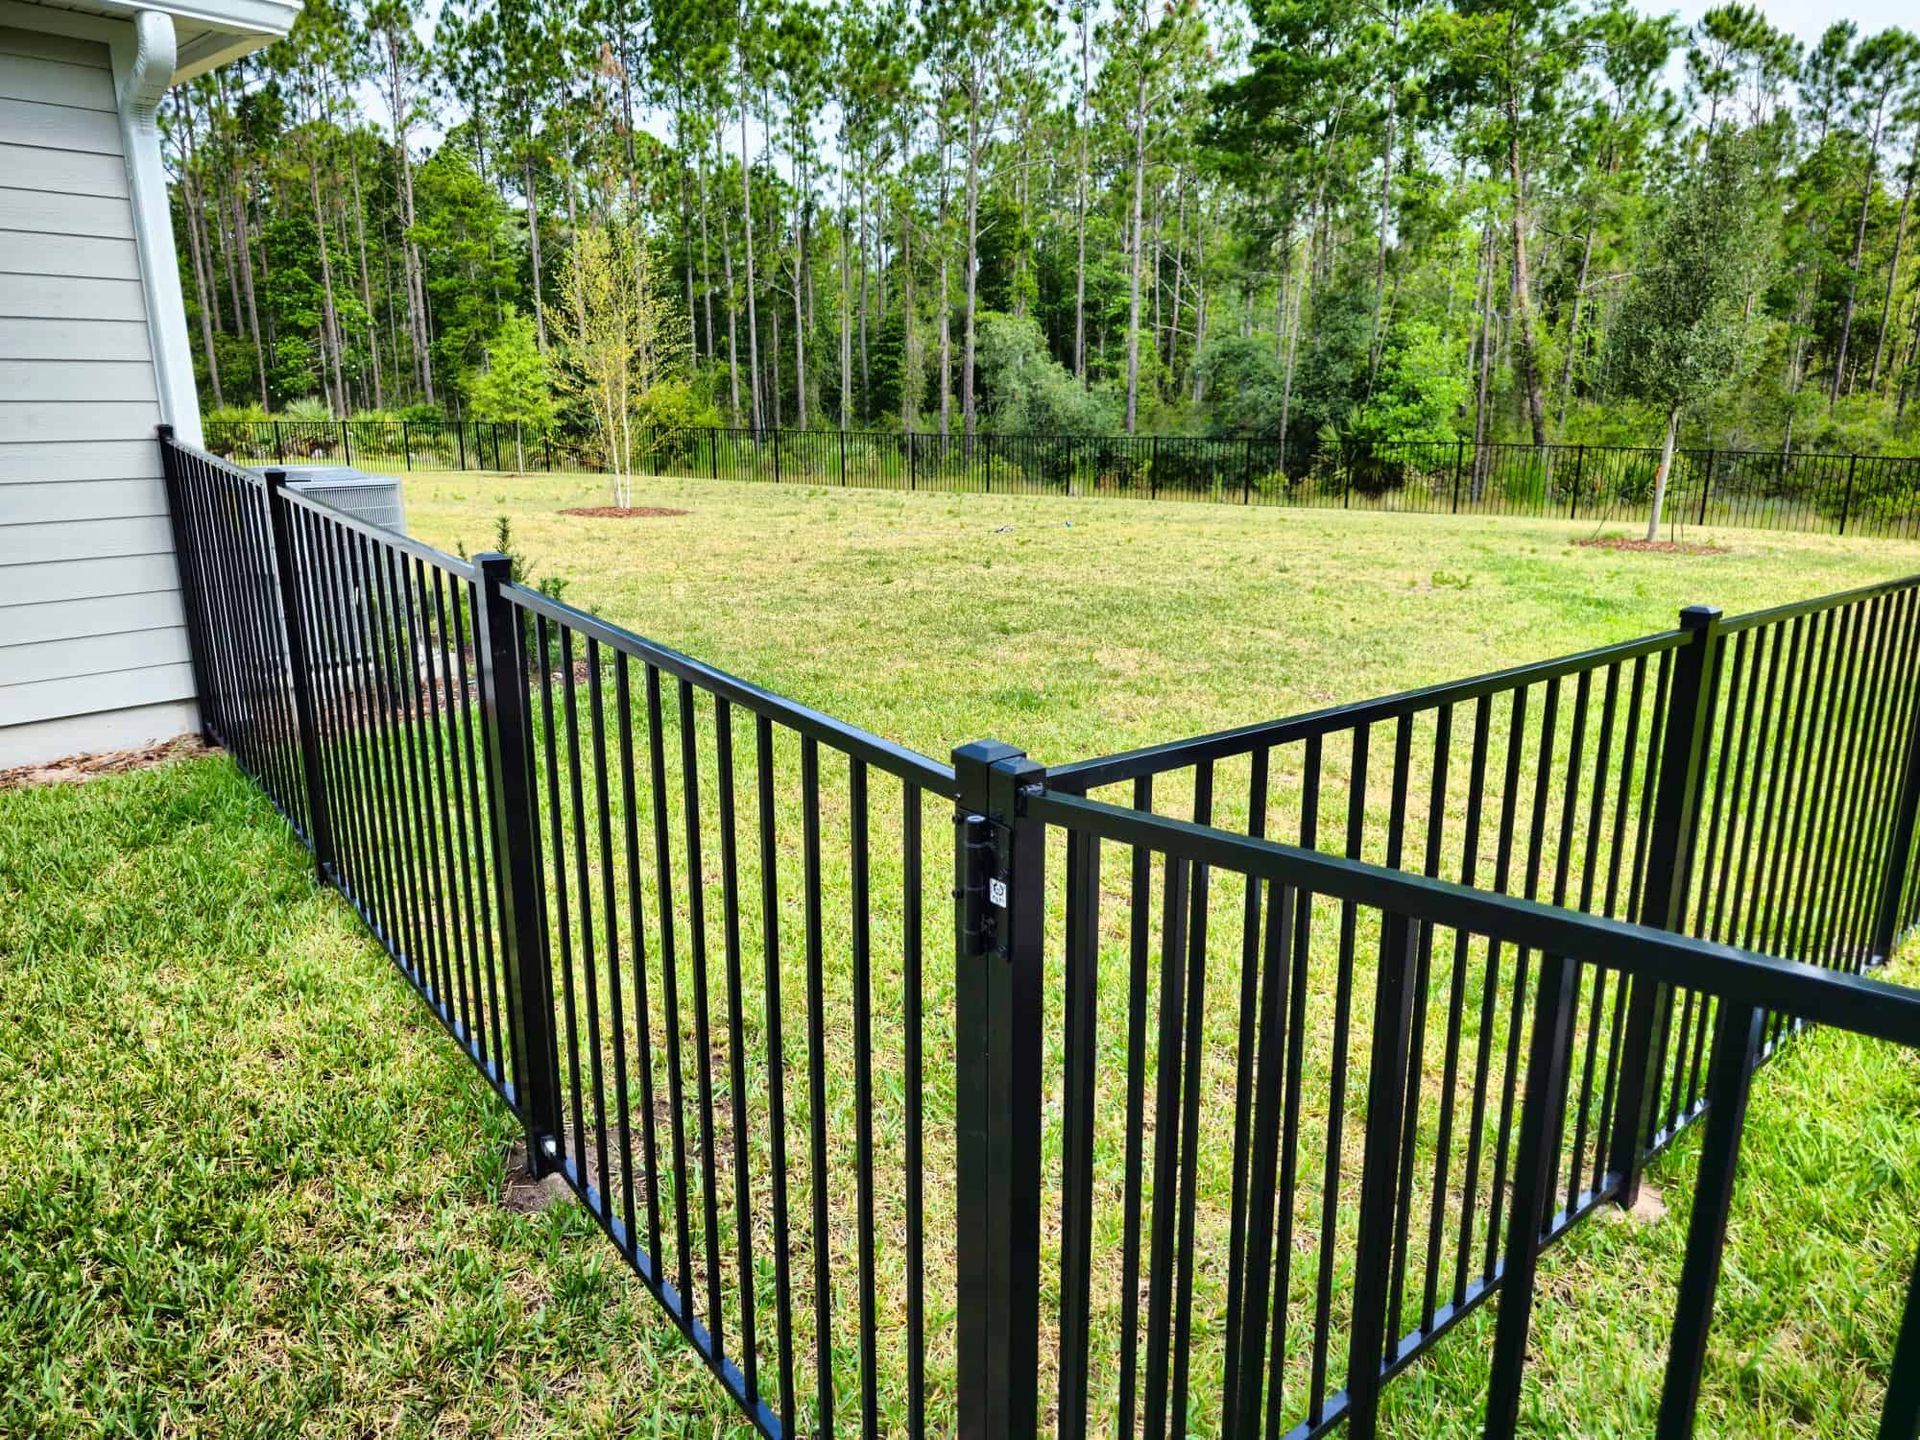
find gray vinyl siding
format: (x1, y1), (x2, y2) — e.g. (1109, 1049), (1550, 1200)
(0, 21), (194, 761)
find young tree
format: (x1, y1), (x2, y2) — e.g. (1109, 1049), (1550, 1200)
(467, 306), (553, 468)
(1609, 133), (1773, 538)
(557, 221), (684, 506)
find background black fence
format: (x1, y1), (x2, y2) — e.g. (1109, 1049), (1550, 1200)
(203, 417), (1920, 540)
(160, 424), (1920, 1438)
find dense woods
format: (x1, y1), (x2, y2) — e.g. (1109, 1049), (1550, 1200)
(167, 0), (1920, 459)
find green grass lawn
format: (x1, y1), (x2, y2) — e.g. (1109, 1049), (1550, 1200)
(7, 474), (1920, 1437)
(405, 469), (1920, 768)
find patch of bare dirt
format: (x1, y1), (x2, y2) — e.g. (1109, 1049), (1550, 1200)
(1575, 535), (1728, 556)
(0, 735), (217, 792)
(500, 1139), (571, 1213)
(1626, 1180), (1668, 1224)
(558, 506), (691, 519)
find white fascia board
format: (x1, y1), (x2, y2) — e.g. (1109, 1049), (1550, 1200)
(0, 0), (297, 79)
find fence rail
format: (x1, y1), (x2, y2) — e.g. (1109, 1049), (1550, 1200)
(159, 422), (1920, 1438)
(203, 417), (1920, 540)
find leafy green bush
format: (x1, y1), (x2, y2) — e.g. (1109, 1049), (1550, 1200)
(282, 395), (334, 422)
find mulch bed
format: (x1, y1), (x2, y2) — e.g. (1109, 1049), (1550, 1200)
(1575, 535), (1728, 556)
(0, 735), (217, 792)
(558, 506), (690, 519)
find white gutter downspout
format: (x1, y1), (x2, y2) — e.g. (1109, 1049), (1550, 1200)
(118, 11), (202, 445)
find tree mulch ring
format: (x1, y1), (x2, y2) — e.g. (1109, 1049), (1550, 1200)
(0, 735), (217, 792)
(558, 505), (690, 519)
(1575, 535), (1728, 557)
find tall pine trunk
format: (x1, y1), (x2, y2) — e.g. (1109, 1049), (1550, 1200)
(524, 157), (548, 352)
(1647, 404), (1679, 541)
(961, 84), (981, 439)
(1555, 212), (1597, 428)
(1124, 63), (1147, 434)
(1074, 10), (1090, 384)
(1830, 151), (1878, 404)
(348, 159), (384, 409)
(1505, 104), (1548, 449)
(1869, 165), (1914, 392)
(739, 65), (763, 431)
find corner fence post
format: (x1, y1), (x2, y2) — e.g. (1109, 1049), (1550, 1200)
(155, 426), (219, 745)
(473, 552), (564, 1176)
(1872, 646), (1920, 964)
(264, 468), (335, 881)
(952, 739), (1045, 1440)
(1609, 603), (1723, 1206)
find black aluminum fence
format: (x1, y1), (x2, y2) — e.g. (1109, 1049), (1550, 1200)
(203, 417), (1920, 540)
(159, 423), (1920, 1439)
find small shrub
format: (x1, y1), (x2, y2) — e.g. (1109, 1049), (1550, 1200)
(283, 395), (335, 422)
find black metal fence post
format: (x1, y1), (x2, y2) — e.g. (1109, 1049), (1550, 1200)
(840, 426), (849, 487)
(1698, 449), (1715, 525)
(1872, 671), (1920, 963)
(274, 419), (287, 465)
(952, 739), (1045, 1440)
(1453, 438), (1464, 512)
(1884, 1245), (1920, 1439)
(263, 468), (334, 881)
(341, 421), (353, 467)
(472, 551), (564, 1176)
(1841, 454), (1859, 535)
(1657, 999), (1764, 1436)
(1345, 912), (1420, 1437)
(908, 431), (918, 490)
(1609, 604), (1723, 1205)
(1483, 952), (1582, 1434)
(155, 426), (219, 744)
(401, 420), (413, 470)
(457, 421), (468, 472)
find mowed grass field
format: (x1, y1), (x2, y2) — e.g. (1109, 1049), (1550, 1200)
(5, 473), (1920, 1437)
(404, 469), (1920, 768)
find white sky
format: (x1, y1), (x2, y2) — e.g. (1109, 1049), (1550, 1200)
(387, 0), (1912, 166)
(1651, 0), (1912, 54)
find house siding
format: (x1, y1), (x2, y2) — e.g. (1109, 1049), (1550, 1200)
(0, 21), (195, 767)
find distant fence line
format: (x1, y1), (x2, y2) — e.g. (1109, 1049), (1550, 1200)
(204, 418), (1920, 540)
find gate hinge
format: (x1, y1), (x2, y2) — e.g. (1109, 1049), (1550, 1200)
(955, 811), (1007, 957)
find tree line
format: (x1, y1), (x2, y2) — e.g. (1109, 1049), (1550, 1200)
(166, 0), (1920, 462)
